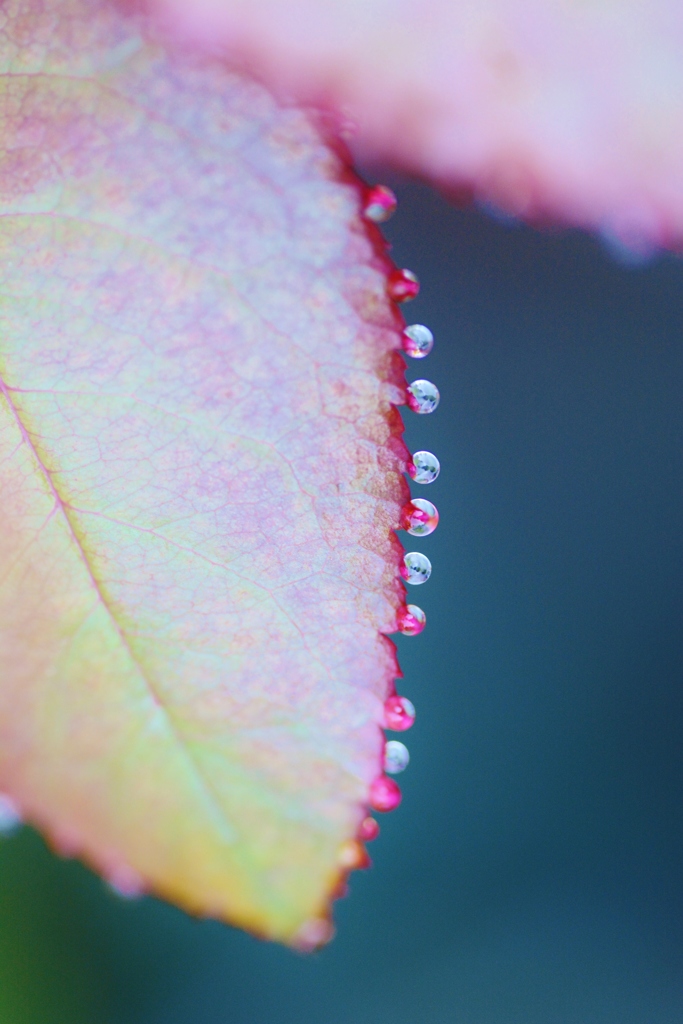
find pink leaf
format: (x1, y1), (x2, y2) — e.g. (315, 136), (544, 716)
(158, 0), (683, 248)
(0, 0), (412, 944)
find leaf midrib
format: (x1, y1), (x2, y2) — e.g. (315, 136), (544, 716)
(0, 366), (238, 847)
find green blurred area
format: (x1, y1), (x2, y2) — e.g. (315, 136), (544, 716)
(1, 182), (682, 1023)
(0, 827), (244, 1023)
(0, 828), (100, 1023)
(0, 828), (172, 1023)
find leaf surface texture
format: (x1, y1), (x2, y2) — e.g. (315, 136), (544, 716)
(0, 0), (408, 941)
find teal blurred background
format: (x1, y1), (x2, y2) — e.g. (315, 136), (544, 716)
(2, 179), (683, 1023)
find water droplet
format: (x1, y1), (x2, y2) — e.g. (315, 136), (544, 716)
(401, 497), (439, 536)
(384, 695), (416, 731)
(293, 917), (335, 951)
(403, 324), (434, 358)
(0, 794), (21, 835)
(384, 740), (410, 774)
(401, 551), (432, 585)
(50, 824), (82, 858)
(332, 877), (350, 900)
(338, 113), (359, 140)
(369, 775), (402, 812)
(396, 603), (427, 635)
(338, 839), (370, 870)
(363, 184), (397, 223)
(106, 864), (146, 899)
(358, 816), (380, 841)
(409, 450), (440, 484)
(387, 268), (419, 303)
(407, 379), (440, 414)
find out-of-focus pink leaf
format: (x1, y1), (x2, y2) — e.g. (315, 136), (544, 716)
(159, 0), (683, 248)
(0, 0), (410, 944)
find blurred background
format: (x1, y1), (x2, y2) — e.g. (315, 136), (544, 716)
(2, 177), (682, 1023)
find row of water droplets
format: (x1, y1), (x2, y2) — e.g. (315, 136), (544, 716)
(238, 183), (440, 949)
(359, 184), (440, 832)
(0, 185), (438, 949)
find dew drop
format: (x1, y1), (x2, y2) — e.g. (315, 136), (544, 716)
(338, 839), (370, 870)
(339, 115), (359, 140)
(401, 497), (439, 536)
(293, 917), (336, 951)
(403, 324), (434, 358)
(387, 268), (420, 303)
(358, 816), (380, 841)
(105, 864), (146, 899)
(332, 877), (350, 901)
(409, 450), (440, 485)
(384, 694), (416, 731)
(396, 603), (427, 635)
(401, 551), (432, 585)
(369, 775), (402, 812)
(0, 793), (21, 835)
(384, 740), (410, 774)
(407, 379), (440, 414)
(50, 824), (82, 858)
(363, 184), (397, 223)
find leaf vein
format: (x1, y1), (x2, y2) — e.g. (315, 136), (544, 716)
(0, 369), (237, 845)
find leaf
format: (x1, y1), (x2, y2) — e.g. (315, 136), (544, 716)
(0, 0), (410, 944)
(160, 0), (683, 248)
